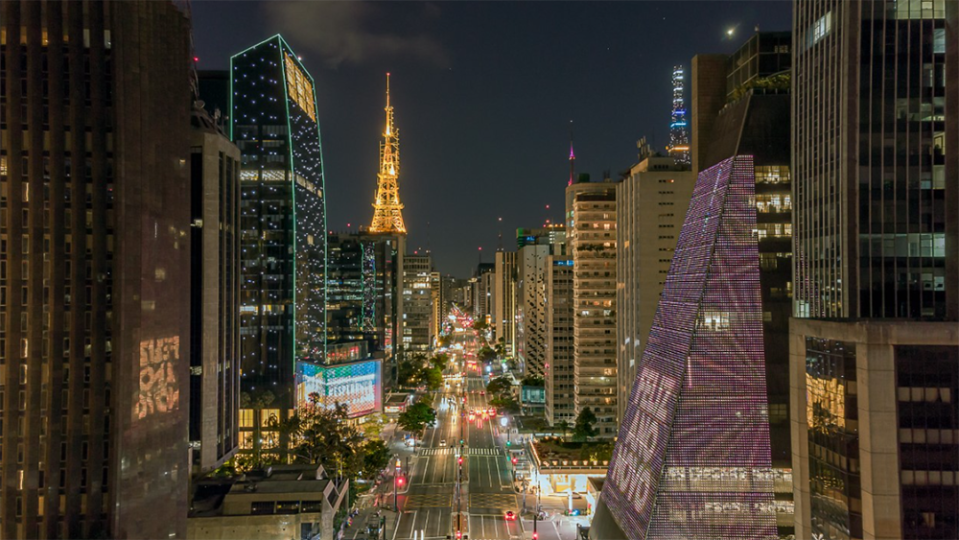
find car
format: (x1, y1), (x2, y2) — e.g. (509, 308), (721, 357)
(480, 391), (485, 395)
(505, 511), (516, 521)
(439, 440), (447, 447)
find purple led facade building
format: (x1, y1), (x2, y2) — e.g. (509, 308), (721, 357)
(592, 156), (776, 540)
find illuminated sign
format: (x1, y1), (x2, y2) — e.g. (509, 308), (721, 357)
(284, 53), (316, 122)
(296, 359), (382, 418)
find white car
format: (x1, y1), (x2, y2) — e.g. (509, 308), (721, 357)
(439, 440), (447, 447)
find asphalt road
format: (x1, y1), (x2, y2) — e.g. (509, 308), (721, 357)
(394, 325), (521, 540)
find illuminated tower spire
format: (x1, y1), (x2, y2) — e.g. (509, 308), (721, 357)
(568, 120), (576, 186)
(667, 65), (690, 166)
(369, 72), (407, 234)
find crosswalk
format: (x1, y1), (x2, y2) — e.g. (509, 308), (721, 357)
(468, 493), (517, 508)
(404, 493), (453, 508)
(418, 448), (502, 457)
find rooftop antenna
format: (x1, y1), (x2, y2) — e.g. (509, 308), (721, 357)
(568, 120), (576, 186)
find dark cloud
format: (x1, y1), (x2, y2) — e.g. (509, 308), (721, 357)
(263, 2), (449, 68)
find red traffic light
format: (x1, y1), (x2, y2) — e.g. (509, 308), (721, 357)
(458, 457), (464, 464)
(456, 532), (462, 540)
(397, 477), (405, 487)
(511, 457), (518, 465)
(532, 533), (538, 540)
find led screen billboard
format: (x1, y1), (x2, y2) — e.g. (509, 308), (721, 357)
(296, 359), (383, 418)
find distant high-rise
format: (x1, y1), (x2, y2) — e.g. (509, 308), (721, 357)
(473, 263), (496, 327)
(593, 156), (776, 540)
(545, 256), (575, 426)
(231, 35), (327, 454)
(667, 66), (691, 166)
(515, 227), (567, 376)
(189, 105), (242, 476)
(402, 255), (433, 351)
(369, 74), (407, 234)
(615, 157), (696, 425)
(494, 251), (518, 355)
(0, 2), (192, 537)
(567, 179), (620, 437)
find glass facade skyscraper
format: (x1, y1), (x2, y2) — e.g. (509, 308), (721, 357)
(793, 0), (955, 320)
(593, 156), (776, 540)
(231, 36), (327, 453)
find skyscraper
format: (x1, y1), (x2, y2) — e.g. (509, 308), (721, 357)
(793, 1), (955, 320)
(231, 35), (327, 454)
(790, 2), (959, 539)
(402, 255), (433, 351)
(593, 156), (776, 540)
(0, 2), (192, 537)
(690, 30), (796, 534)
(515, 227), (566, 377)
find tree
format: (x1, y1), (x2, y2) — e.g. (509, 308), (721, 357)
(361, 439), (392, 480)
(419, 366), (443, 392)
(397, 359), (418, 387)
(486, 376), (513, 398)
(283, 394), (365, 484)
(573, 407), (599, 443)
(521, 374), (544, 387)
(473, 319), (488, 331)
(398, 401), (437, 434)
(557, 420), (571, 441)
(490, 395), (520, 413)
(478, 345), (497, 362)
(430, 353), (450, 372)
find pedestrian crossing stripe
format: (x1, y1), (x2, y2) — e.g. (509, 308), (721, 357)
(468, 493), (517, 508)
(405, 493), (453, 508)
(418, 448), (502, 456)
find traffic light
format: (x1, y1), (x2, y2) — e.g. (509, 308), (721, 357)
(532, 534), (538, 540)
(506, 441), (511, 447)
(398, 477), (405, 487)
(458, 456), (463, 465)
(456, 531), (462, 540)
(511, 457), (518, 465)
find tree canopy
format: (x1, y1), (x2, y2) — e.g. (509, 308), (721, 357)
(398, 398), (437, 434)
(573, 406), (599, 443)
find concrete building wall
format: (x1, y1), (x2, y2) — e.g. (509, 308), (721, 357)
(690, 54), (729, 174)
(615, 158), (696, 424)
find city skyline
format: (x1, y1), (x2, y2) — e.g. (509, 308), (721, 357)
(191, 1), (792, 276)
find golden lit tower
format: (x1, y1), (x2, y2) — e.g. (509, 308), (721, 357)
(369, 73), (407, 234)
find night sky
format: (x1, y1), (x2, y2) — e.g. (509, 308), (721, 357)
(192, 1), (792, 277)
